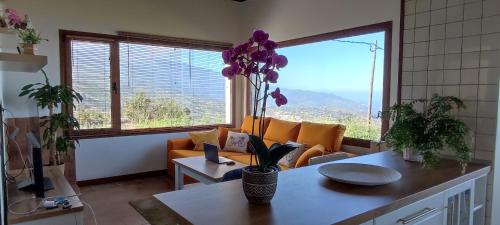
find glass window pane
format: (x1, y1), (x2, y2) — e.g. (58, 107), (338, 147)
(71, 40), (112, 129)
(119, 42), (229, 129)
(266, 32), (386, 140)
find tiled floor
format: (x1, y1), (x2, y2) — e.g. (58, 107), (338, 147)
(78, 175), (173, 225)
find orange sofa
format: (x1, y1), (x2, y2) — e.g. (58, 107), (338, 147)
(166, 116), (349, 178)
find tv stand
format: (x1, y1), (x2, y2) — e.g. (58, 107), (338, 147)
(7, 166), (83, 225)
(16, 177), (54, 192)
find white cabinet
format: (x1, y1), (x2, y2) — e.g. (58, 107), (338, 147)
(445, 180), (474, 225)
(375, 192), (445, 225)
(374, 176), (486, 225)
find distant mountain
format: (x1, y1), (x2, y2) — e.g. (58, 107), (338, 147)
(277, 88), (367, 113)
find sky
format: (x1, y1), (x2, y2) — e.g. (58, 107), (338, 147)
(274, 31), (386, 95)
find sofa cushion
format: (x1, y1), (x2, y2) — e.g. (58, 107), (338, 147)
(294, 144), (325, 168)
(263, 118), (301, 144)
(223, 131), (249, 153)
(218, 127), (242, 149)
(263, 139), (278, 149)
(240, 116), (270, 137)
(188, 129), (221, 151)
(297, 122), (345, 152)
(278, 141), (306, 168)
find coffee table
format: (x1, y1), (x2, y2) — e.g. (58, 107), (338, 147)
(172, 156), (247, 190)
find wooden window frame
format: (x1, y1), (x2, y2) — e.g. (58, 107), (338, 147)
(245, 22), (393, 148)
(60, 30), (236, 139)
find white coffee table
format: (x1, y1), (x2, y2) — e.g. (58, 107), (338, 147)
(172, 156), (247, 190)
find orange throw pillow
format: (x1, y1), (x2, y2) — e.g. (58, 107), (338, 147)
(188, 129), (221, 151)
(264, 118), (301, 144)
(297, 122), (345, 152)
(295, 144), (325, 168)
(218, 127), (242, 149)
(240, 115), (270, 137)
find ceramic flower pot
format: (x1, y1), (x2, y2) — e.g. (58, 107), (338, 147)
(21, 43), (36, 55)
(402, 147), (423, 162)
(242, 165), (278, 204)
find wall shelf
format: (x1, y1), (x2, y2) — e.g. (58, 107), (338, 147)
(0, 27), (16, 35)
(0, 53), (47, 72)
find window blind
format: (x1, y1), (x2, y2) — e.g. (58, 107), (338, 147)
(119, 42), (229, 129)
(70, 40), (112, 129)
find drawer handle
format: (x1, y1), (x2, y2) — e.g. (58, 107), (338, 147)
(397, 207), (438, 224)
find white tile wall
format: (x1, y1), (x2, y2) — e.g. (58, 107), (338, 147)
(428, 54), (445, 69)
(430, 24), (446, 40)
(479, 68), (499, 84)
(431, 0), (446, 10)
(431, 9), (447, 24)
(403, 1), (500, 222)
(429, 40), (446, 54)
(460, 85), (478, 100)
(461, 68), (479, 84)
(447, 5), (464, 22)
(446, 22), (463, 38)
(414, 42), (429, 56)
(462, 35), (481, 52)
(444, 53), (462, 69)
(416, 12), (431, 27)
(428, 70), (444, 84)
(416, 0), (431, 12)
(483, 0), (500, 17)
(461, 52), (480, 68)
(445, 38), (463, 53)
(415, 27), (430, 41)
(413, 71), (428, 85)
(482, 15), (500, 34)
(444, 69), (461, 84)
(464, 2), (482, 19)
(463, 19), (482, 36)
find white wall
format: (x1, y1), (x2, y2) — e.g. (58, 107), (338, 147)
(3, 0), (244, 181)
(76, 132), (188, 181)
(239, 0), (401, 106)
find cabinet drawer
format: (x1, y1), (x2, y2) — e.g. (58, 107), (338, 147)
(375, 192), (445, 225)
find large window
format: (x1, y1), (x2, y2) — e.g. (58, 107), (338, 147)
(63, 31), (232, 137)
(263, 23), (392, 142)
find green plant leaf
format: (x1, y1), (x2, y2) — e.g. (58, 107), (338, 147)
(266, 144), (296, 168)
(248, 135), (269, 167)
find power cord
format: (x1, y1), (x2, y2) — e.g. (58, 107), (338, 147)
(3, 122), (30, 183)
(81, 200), (98, 225)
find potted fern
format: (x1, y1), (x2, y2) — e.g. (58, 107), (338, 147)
(17, 27), (47, 55)
(221, 30), (296, 204)
(384, 95), (471, 172)
(19, 69), (82, 173)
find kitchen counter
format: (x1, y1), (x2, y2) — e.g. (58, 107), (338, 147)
(134, 151), (490, 225)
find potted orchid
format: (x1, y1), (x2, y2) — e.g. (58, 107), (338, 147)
(5, 8), (46, 55)
(221, 30), (296, 204)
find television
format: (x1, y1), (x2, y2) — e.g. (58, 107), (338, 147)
(16, 131), (53, 198)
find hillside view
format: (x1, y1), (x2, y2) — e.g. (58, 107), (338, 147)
(71, 31), (385, 141)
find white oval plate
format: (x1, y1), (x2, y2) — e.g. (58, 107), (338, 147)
(318, 163), (402, 186)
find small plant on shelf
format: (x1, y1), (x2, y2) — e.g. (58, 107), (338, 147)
(5, 8), (47, 54)
(19, 69), (83, 168)
(383, 95), (471, 171)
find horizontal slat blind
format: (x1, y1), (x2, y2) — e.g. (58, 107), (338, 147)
(119, 42), (229, 129)
(71, 40), (112, 129)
